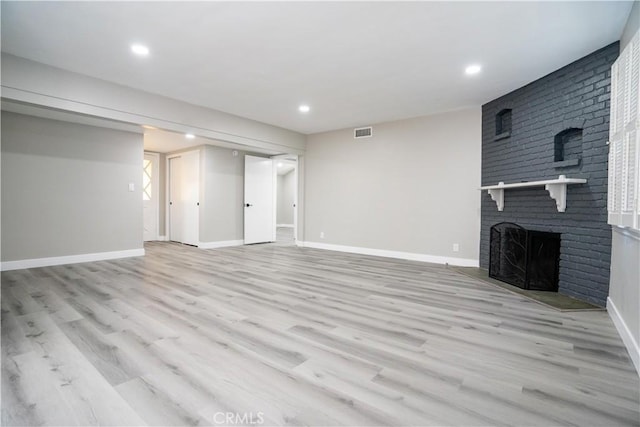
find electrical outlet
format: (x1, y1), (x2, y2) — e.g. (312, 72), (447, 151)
(320, 232), (325, 239)
(453, 243), (459, 252)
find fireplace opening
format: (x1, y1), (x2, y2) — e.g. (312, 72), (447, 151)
(489, 222), (560, 291)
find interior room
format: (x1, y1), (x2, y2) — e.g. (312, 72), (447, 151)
(1, 2), (639, 426)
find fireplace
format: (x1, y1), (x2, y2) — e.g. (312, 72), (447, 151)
(489, 222), (560, 291)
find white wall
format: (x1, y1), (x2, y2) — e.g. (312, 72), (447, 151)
(620, 0), (639, 50)
(608, 8), (640, 374)
(608, 227), (640, 372)
(1, 111), (143, 267)
(303, 108), (481, 265)
(199, 145), (246, 245)
(277, 170), (295, 225)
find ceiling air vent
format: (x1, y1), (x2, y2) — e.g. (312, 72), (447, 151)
(354, 127), (373, 139)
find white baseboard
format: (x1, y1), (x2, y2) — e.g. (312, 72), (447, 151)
(277, 224), (294, 228)
(157, 235), (168, 241)
(198, 240), (244, 249)
(298, 241), (479, 267)
(0, 248), (145, 272)
(607, 297), (640, 375)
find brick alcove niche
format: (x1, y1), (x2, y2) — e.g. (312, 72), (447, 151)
(480, 42), (619, 307)
(495, 108), (513, 141)
(553, 119), (586, 169)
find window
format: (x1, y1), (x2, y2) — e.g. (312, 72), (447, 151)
(143, 158), (152, 201)
(608, 31), (639, 230)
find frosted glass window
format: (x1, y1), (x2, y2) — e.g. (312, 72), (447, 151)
(143, 158), (152, 201)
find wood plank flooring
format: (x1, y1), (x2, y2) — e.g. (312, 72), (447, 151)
(2, 241), (639, 426)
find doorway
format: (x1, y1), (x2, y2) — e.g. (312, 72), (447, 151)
(244, 155), (276, 244)
(275, 156), (298, 245)
(243, 154), (298, 246)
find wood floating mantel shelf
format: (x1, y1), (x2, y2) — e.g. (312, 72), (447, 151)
(479, 175), (587, 213)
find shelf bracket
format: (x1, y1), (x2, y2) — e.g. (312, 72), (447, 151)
(545, 182), (567, 212)
(480, 175), (586, 213)
(488, 186), (504, 211)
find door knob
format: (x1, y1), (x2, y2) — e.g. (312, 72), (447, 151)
(245, 203), (253, 207)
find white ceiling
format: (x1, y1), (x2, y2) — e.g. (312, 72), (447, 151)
(1, 1), (633, 135)
(277, 160), (297, 176)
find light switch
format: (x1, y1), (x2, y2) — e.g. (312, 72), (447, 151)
(128, 183), (135, 192)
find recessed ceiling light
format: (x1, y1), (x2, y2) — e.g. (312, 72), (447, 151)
(185, 133), (195, 139)
(131, 44), (150, 56)
(278, 162), (283, 167)
(298, 105), (310, 113)
(465, 64), (482, 75)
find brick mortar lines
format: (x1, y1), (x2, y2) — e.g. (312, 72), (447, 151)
(479, 42), (619, 306)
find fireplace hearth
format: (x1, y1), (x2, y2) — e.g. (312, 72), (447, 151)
(489, 222), (560, 292)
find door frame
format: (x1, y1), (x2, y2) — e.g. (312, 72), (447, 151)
(143, 151), (160, 241)
(272, 154), (299, 242)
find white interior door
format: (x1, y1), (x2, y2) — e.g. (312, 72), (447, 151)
(292, 161), (298, 242)
(244, 155), (275, 244)
(181, 150), (200, 246)
(168, 150), (200, 246)
(169, 156), (183, 243)
(143, 153), (159, 241)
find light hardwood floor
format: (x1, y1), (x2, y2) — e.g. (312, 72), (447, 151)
(2, 242), (639, 426)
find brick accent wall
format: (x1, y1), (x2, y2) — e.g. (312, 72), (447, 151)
(480, 42), (619, 306)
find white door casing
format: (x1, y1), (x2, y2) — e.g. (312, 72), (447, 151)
(244, 155), (275, 244)
(143, 152), (159, 241)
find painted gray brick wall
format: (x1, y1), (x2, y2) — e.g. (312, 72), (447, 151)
(480, 42), (619, 306)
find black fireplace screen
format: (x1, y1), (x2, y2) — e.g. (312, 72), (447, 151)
(489, 222), (560, 291)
